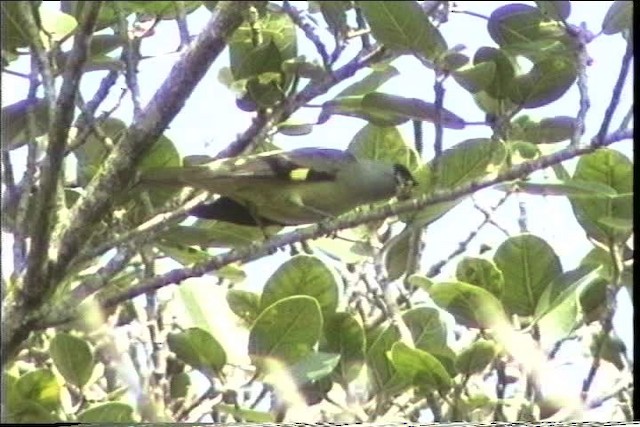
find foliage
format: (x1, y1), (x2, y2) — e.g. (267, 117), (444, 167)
(1, 0), (633, 423)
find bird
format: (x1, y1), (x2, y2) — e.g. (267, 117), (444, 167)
(139, 147), (416, 227)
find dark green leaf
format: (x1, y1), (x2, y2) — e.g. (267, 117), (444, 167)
(77, 402), (135, 422)
(167, 327), (227, 374)
(569, 149), (633, 244)
(359, 1), (447, 61)
(389, 342), (452, 393)
(361, 93), (466, 129)
(49, 333), (94, 388)
(261, 255), (338, 318)
(494, 234), (562, 316)
(473, 47), (516, 99)
(227, 289), (261, 324)
(15, 369), (60, 412)
(323, 312), (365, 383)
(455, 257), (504, 298)
(249, 296), (323, 367)
(281, 352), (341, 385)
(169, 372), (191, 399)
(1, 97), (50, 151)
(579, 277), (609, 324)
(455, 339), (498, 376)
(508, 57), (577, 108)
(365, 323), (409, 396)
(428, 281), (508, 329)
(452, 61), (496, 93)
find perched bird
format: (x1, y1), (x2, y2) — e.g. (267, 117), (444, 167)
(140, 147), (416, 227)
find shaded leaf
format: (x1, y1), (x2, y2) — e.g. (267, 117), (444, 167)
(535, 1), (571, 20)
(15, 369), (60, 412)
(366, 323), (409, 396)
(455, 339), (498, 376)
(456, 257), (504, 298)
(167, 327), (227, 375)
(1, 97), (50, 151)
(227, 289), (261, 324)
(389, 342), (452, 393)
(452, 61), (496, 93)
(508, 57), (577, 108)
(336, 65), (399, 98)
(323, 312), (365, 384)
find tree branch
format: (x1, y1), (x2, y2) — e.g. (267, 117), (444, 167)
(38, 128), (631, 328)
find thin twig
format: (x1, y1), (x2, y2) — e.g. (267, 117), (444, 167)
(596, 38), (633, 143)
(282, 0), (331, 68)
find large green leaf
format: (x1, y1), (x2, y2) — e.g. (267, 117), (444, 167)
(260, 255), (338, 318)
(402, 307), (456, 375)
(455, 339), (499, 376)
(365, 323), (409, 397)
(227, 289), (261, 325)
(428, 281), (508, 329)
(569, 149), (633, 244)
(167, 327), (227, 375)
(249, 296), (323, 367)
(359, 1), (446, 62)
(494, 234), (562, 316)
(473, 47), (516, 100)
(508, 57), (577, 109)
(336, 65), (399, 98)
(322, 312), (365, 384)
(49, 333), (94, 388)
(388, 342), (452, 393)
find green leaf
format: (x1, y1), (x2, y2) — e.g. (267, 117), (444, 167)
(579, 276), (609, 324)
(77, 402), (135, 422)
(365, 323), (409, 396)
(1, 97), (50, 151)
(215, 403), (275, 423)
(452, 61), (496, 93)
(359, 1), (447, 61)
(336, 65), (399, 98)
(428, 281), (508, 329)
(273, 352), (341, 385)
(15, 369), (60, 412)
(569, 149), (633, 244)
(494, 234), (562, 316)
(167, 327), (227, 375)
(455, 339), (499, 376)
(511, 115), (577, 144)
(277, 120), (314, 136)
(49, 333), (94, 388)
(455, 257), (504, 299)
(1, 2), (32, 52)
(602, 1), (633, 35)
(402, 307), (456, 375)
(535, 1), (571, 20)
(169, 372), (191, 399)
(229, 9), (296, 80)
(88, 34), (125, 56)
(38, 6), (78, 42)
(249, 296), (323, 367)
(360, 93), (466, 129)
(319, 1), (351, 37)
(319, 96), (407, 127)
(508, 57), (577, 108)
(388, 342), (452, 393)
(502, 178), (618, 198)
(261, 255), (338, 318)
(161, 221), (277, 249)
(591, 332), (626, 370)
(473, 47), (516, 99)
(227, 289), (261, 324)
(120, 1), (202, 19)
(323, 312), (365, 384)
(74, 118), (126, 185)
(434, 138), (506, 189)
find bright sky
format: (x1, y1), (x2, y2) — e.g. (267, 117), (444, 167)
(1, 1), (633, 421)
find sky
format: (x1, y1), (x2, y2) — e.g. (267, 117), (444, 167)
(1, 1), (633, 421)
